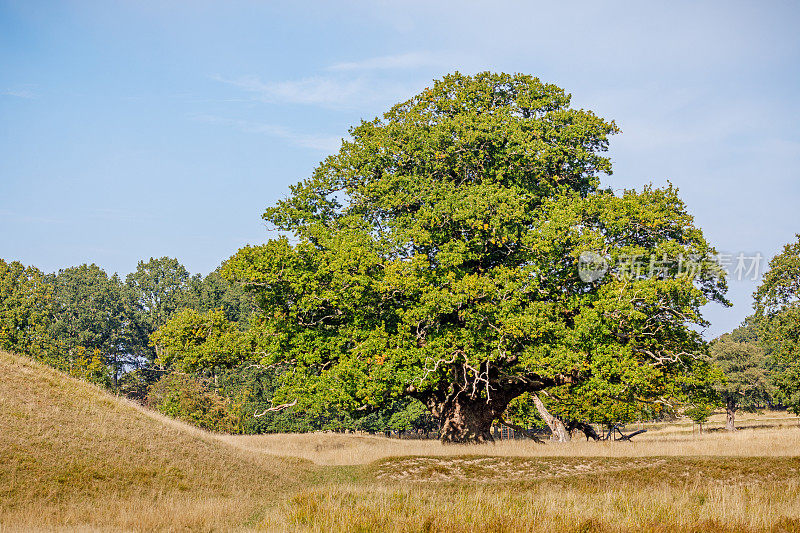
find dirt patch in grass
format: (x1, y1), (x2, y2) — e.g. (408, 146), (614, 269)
(373, 456), (666, 482)
(372, 455), (800, 487)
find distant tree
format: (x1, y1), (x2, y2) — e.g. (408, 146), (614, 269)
(186, 270), (255, 327)
(727, 318), (760, 344)
(0, 259), (52, 358)
(506, 369), (711, 441)
(150, 308), (248, 374)
(47, 264), (126, 386)
(685, 402), (716, 434)
(710, 334), (771, 431)
(536, 389), (664, 441)
(754, 235), (800, 415)
(124, 257), (191, 365)
(223, 72), (728, 443)
(385, 399), (438, 434)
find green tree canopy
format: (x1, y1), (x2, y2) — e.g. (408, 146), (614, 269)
(150, 308), (249, 373)
(223, 72), (728, 443)
(754, 234), (800, 414)
(0, 259), (52, 359)
(46, 264), (126, 385)
(710, 333), (771, 430)
(186, 270), (256, 327)
(124, 257), (191, 364)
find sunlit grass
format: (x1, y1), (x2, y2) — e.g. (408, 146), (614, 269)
(267, 481), (800, 532)
(220, 414), (800, 466)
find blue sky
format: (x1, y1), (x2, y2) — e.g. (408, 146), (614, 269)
(1, 1), (798, 337)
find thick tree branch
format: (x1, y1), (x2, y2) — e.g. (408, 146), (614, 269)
(254, 399), (297, 417)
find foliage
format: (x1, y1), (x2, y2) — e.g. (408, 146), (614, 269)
(505, 393), (549, 429)
(150, 308), (249, 373)
(710, 334), (771, 413)
(727, 318), (760, 344)
(116, 367), (160, 402)
(223, 72), (728, 441)
(146, 372), (236, 432)
(0, 259), (53, 358)
(124, 257), (192, 364)
(186, 270), (256, 327)
(508, 388), (666, 431)
(216, 363), (316, 434)
(140, 357), (438, 434)
(64, 346), (113, 385)
(386, 400), (438, 433)
(46, 264), (126, 386)
(754, 234), (800, 414)
(684, 402), (717, 430)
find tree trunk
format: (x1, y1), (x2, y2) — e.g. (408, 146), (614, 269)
(532, 394), (570, 442)
(726, 400), (737, 432)
(437, 394), (498, 443)
(411, 364), (572, 444)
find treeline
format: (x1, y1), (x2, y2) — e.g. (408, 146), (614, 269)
(3, 234), (799, 438)
(0, 256), (435, 434)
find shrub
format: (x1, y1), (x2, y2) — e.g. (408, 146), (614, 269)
(146, 373), (235, 432)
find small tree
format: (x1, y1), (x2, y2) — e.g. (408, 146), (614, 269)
(685, 402), (716, 434)
(710, 333), (771, 431)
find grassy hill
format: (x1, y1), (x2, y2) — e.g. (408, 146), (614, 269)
(0, 350), (315, 530)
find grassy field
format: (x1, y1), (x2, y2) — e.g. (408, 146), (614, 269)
(2, 350), (800, 532)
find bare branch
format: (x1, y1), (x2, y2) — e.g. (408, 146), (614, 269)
(254, 399), (298, 417)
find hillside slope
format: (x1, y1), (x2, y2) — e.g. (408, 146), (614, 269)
(0, 350), (312, 531)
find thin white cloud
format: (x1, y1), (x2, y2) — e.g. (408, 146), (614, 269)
(327, 51), (445, 71)
(213, 74), (377, 108)
(1, 88), (35, 99)
(211, 51), (448, 110)
(212, 71), (424, 110)
(0, 208), (63, 224)
(89, 208), (160, 222)
(192, 114), (343, 152)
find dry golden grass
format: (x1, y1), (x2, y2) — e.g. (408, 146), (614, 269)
(265, 480), (800, 532)
(0, 350), (314, 531)
(3, 349), (800, 532)
(220, 417), (800, 466)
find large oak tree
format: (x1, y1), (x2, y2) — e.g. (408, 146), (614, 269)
(224, 72), (727, 443)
